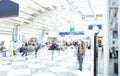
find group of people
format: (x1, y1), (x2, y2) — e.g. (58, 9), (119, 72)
(45, 39), (91, 71)
(19, 42), (40, 58)
(0, 40), (40, 58)
(1, 39), (91, 71)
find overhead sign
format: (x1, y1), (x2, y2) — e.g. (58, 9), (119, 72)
(88, 24), (102, 30)
(70, 26), (75, 32)
(0, 0), (19, 18)
(109, 0), (118, 8)
(59, 31), (84, 36)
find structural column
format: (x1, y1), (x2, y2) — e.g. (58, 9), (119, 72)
(13, 27), (17, 42)
(91, 34), (94, 76)
(103, 0), (110, 76)
(16, 25), (20, 47)
(118, 0), (120, 75)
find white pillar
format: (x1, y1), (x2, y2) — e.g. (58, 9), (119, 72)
(91, 34), (94, 76)
(103, 0), (110, 76)
(17, 25), (20, 47)
(118, 0), (120, 75)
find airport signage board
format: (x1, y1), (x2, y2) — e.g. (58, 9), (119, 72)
(88, 24), (102, 30)
(0, 0), (19, 18)
(59, 31), (84, 36)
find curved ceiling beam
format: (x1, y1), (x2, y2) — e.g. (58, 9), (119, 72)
(87, 0), (95, 19)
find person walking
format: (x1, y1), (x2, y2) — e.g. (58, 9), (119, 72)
(76, 40), (85, 71)
(7, 41), (13, 57)
(50, 41), (56, 60)
(34, 43), (39, 58)
(111, 45), (117, 58)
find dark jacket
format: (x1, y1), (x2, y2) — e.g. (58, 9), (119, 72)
(20, 46), (25, 53)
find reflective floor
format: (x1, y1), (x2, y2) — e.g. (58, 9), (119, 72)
(97, 53), (118, 76)
(0, 47), (118, 76)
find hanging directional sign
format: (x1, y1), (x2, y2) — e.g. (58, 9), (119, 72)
(59, 31), (84, 35)
(88, 24), (102, 30)
(70, 26), (75, 32)
(0, 0), (19, 18)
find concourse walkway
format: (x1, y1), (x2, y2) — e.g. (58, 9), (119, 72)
(0, 47), (92, 76)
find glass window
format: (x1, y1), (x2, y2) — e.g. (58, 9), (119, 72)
(113, 31), (118, 39)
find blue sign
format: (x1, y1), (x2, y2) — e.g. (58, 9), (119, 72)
(59, 31), (84, 35)
(88, 25), (93, 30)
(88, 24), (102, 30)
(97, 24), (102, 29)
(0, 0), (19, 18)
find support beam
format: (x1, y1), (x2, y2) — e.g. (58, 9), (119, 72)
(103, 0), (110, 76)
(118, 0), (120, 75)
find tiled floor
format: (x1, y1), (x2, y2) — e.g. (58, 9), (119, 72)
(0, 47), (118, 76)
(0, 47), (92, 76)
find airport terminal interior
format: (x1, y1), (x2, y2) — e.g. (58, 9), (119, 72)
(0, 0), (119, 76)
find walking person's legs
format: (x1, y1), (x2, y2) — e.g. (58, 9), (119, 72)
(79, 54), (83, 71)
(25, 51), (27, 56)
(77, 54), (83, 71)
(35, 49), (38, 58)
(51, 50), (54, 60)
(114, 50), (117, 57)
(77, 54), (81, 69)
(22, 51), (25, 56)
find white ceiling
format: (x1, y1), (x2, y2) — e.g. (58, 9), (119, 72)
(0, 0), (104, 31)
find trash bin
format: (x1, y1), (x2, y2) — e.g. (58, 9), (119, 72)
(2, 50), (6, 57)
